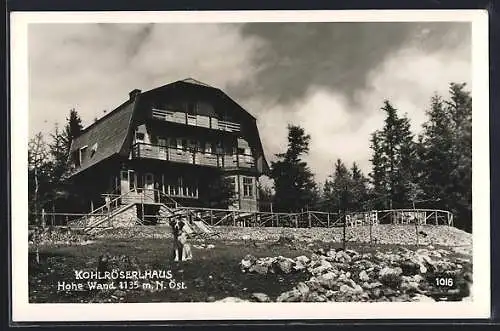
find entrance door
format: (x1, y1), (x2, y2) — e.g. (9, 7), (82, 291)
(143, 173), (154, 202)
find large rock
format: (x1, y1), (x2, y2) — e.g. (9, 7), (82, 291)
(335, 251), (352, 263)
(339, 284), (355, 294)
(295, 255), (310, 265)
(293, 259), (307, 271)
(276, 288), (302, 302)
(309, 260), (335, 276)
(275, 256), (295, 274)
(296, 282), (310, 297)
(400, 278), (420, 292)
(305, 292), (327, 302)
(411, 294), (436, 302)
(400, 260), (420, 276)
(216, 297), (249, 303)
(379, 266), (403, 277)
(305, 277), (328, 294)
(317, 271), (338, 290)
(359, 270), (370, 282)
(379, 266), (403, 288)
(259, 257), (277, 273)
(240, 254), (257, 270)
(249, 262), (269, 275)
(251, 292), (271, 302)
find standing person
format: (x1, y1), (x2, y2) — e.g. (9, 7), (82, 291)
(105, 195), (111, 213)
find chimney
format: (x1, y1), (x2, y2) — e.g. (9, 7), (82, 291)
(129, 89), (141, 100)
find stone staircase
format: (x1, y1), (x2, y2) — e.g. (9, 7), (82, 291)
(68, 189), (217, 236)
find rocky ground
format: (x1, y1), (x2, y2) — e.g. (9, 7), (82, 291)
(30, 224), (472, 255)
(234, 244), (472, 303)
(28, 225), (472, 303)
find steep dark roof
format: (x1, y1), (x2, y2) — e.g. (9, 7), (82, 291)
(69, 78), (269, 176)
(180, 77), (213, 87)
(69, 97), (138, 175)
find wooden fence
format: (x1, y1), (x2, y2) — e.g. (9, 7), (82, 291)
(31, 207), (453, 229)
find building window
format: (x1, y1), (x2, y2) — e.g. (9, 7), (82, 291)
(79, 146), (88, 162)
(189, 139), (197, 152)
(243, 177), (254, 198)
(176, 138), (184, 150)
(90, 143), (98, 158)
(205, 142), (212, 154)
(215, 140), (223, 154)
(135, 132), (145, 142)
(73, 151), (81, 167)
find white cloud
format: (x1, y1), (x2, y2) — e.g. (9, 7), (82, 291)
(254, 45), (471, 185)
(28, 23), (471, 190)
(29, 24), (264, 133)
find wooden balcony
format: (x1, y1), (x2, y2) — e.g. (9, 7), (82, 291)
(132, 143), (255, 170)
(151, 108), (241, 133)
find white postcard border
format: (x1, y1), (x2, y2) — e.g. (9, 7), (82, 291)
(10, 10), (490, 322)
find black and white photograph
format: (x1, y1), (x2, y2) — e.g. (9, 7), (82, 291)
(10, 10), (490, 321)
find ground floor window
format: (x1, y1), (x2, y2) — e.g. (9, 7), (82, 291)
(242, 176), (254, 198)
(121, 169), (199, 199)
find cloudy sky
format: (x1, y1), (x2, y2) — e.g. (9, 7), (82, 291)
(28, 21), (471, 184)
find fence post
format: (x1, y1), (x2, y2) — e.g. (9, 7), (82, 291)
(415, 212), (419, 249)
(369, 217), (372, 245)
(308, 212), (312, 228)
(342, 212), (347, 250)
(210, 210), (214, 226)
(327, 213), (330, 227)
(435, 211), (438, 225)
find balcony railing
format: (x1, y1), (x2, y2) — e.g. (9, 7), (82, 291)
(151, 108), (241, 133)
(132, 143), (255, 169)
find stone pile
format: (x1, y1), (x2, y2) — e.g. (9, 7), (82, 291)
(239, 246), (472, 302)
(94, 226), (173, 240)
(29, 227), (94, 247)
(217, 225), (472, 254)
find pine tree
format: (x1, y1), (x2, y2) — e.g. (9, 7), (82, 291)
(369, 132), (387, 209)
(323, 159), (353, 213)
(417, 94), (453, 206)
(44, 109), (84, 212)
(271, 125), (318, 212)
(64, 108), (83, 151)
(257, 183), (274, 212)
(447, 83), (472, 231)
(369, 101), (418, 209)
(50, 109), (84, 181)
(350, 162), (369, 210)
(419, 84), (472, 230)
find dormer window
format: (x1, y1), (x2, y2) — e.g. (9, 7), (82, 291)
(135, 132), (145, 142)
(79, 145), (88, 162)
(90, 143), (98, 158)
(72, 150), (81, 167)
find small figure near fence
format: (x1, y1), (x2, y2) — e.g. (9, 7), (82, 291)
(105, 195), (111, 213)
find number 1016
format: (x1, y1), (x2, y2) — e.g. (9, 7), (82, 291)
(435, 277), (454, 287)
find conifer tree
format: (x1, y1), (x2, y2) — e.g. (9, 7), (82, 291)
(271, 125), (319, 212)
(418, 83), (472, 230)
(350, 162), (369, 210)
(369, 101), (418, 209)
